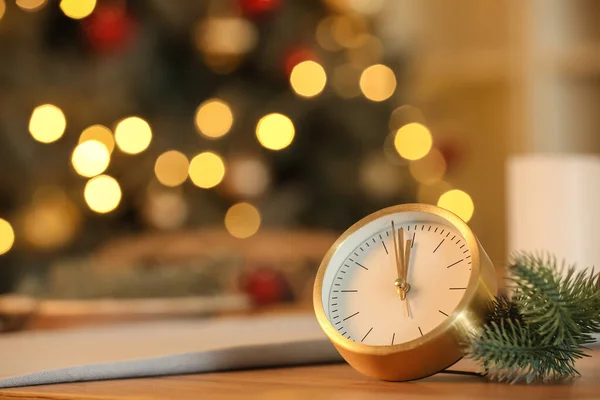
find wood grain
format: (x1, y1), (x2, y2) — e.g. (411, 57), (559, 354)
(1, 352), (598, 400)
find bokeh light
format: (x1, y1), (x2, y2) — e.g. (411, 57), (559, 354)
(332, 64), (361, 99)
(28, 104), (66, 144)
(79, 125), (115, 153)
(154, 150), (189, 187)
(437, 189), (474, 222)
(290, 61), (327, 98)
(0, 0), (6, 21)
(331, 15), (367, 49)
(389, 105), (426, 131)
(143, 189), (188, 231)
(114, 116), (152, 154)
(316, 17), (341, 52)
(84, 175), (122, 214)
(194, 99), (233, 139)
(16, 0), (46, 12)
(394, 123), (433, 161)
(359, 152), (404, 200)
(256, 113), (295, 151)
(359, 64), (396, 102)
(0, 218), (15, 255)
(188, 152), (226, 189)
(60, 0), (96, 19)
(225, 202), (261, 239)
(225, 156), (271, 198)
(22, 188), (80, 250)
(348, 34), (383, 67)
(409, 148), (447, 185)
(71, 140), (111, 178)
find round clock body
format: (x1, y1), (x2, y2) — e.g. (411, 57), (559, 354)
(313, 203), (497, 381)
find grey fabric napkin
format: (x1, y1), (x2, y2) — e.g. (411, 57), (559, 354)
(0, 313), (343, 388)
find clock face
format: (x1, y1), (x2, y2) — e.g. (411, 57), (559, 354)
(321, 211), (472, 346)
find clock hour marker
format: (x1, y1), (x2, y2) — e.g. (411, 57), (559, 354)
(466, 255), (471, 259)
(446, 232), (451, 237)
(341, 290), (358, 292)
(434, 227), (438, 233)
(355, 261), (368, 270)
(343, 311), (360, 321)
(439, 310), (449, 317)
(433, 239), (444, 253)
(449, 287), (466, 290)
(460, 244), (465, 249)
(428, 226), (432, 232)
(418, 326), (423, 336)
(411, 232), (415, 247)
(446, 259), (463, 268)
(365, 242), (370, 247)
(382, 241), (388, 254)
(391, 333), (395, 345)
(361, 327), (373, 342)
(421, 225), (424, 231)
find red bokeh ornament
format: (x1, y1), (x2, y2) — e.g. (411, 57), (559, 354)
(239, 0), (282, 17)
(240, 267), (289, 306)
(82, 2), (136, 53)
(283, 46), (317, 76)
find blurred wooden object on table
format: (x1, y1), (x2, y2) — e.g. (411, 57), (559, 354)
(0, 229), (336, 332)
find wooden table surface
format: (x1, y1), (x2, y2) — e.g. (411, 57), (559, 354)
(1, 353), (599, 400)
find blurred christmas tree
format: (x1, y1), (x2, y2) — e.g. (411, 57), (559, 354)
(0, 0), (455, 293)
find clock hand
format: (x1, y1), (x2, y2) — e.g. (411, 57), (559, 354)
(404, 239), (412, 291)
(402, 239), (413, 318)
(391, 222), (405, 284)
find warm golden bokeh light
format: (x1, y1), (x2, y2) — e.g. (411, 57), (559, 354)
(389, 105), (426, 131)
(188, 152), (226, 189)
(194, 99), (233, 139)
(224, 202), (261, 239)
(359, 64), (396, 102)
(59, 0), (96, 19)
(256, 113), (295, 151)
(437, 189), (474, 222)
(348, 34), (383, 67)
(290, 61), (327, 98)
(154, 150), (189, 187)
(29, 104), (66, 144)
(22, 189), (80, 250)
(79, 125), (115, 153)
(332, 64), (361, 99)
(16, 0), (46, 12)
(394, 123), (433, 161)
(409, 148), (447, 185)
(331, 15), (367, 49)
(84, 175), (122, 214)
(0, 218), (15, 255)
(0, 0), (6, 21)
(71, 140), (110, 178)
(114, 116), (152, 154)
(315, 17), (341, 52)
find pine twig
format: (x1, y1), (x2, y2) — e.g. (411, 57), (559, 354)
(466, 252), (600, 383)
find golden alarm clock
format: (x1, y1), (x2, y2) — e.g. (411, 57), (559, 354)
(313, 203), (497, 381)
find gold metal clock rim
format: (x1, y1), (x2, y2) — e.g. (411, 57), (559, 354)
(313, 203), (497, 380)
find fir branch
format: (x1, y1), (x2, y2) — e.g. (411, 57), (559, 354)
(466, 252), (600, 383)
(467, 319), (585, 383)
(508, 252), (592, 345)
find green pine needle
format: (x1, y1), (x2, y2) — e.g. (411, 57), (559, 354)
(466, 252), (600, 383)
